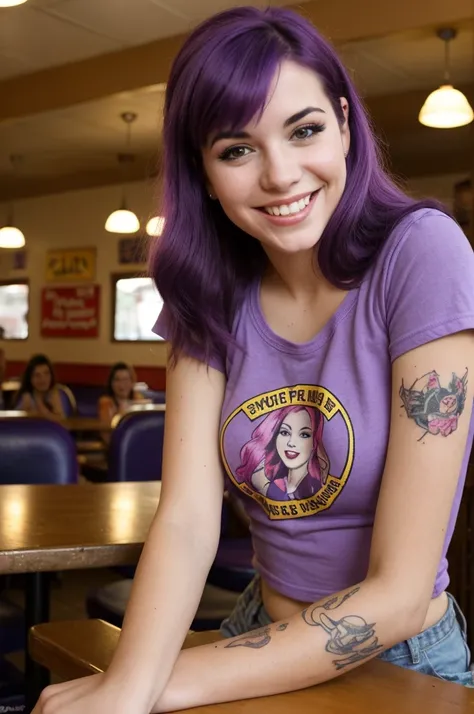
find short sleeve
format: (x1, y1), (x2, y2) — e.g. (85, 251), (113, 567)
(385, 210), (474, 362)
(153, 304), (226, 373)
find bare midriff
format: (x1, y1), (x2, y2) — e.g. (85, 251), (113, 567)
(261, 576), (449, 633)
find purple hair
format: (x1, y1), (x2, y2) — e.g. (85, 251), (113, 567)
(150, 6), (446, 362)
(236, 406), (325, 489)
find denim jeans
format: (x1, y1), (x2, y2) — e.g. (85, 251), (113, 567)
(220, 575), (473, 687)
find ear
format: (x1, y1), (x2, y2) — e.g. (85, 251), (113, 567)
(340, 97), (350, 156)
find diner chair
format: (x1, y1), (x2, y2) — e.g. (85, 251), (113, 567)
(57, 384), (77, 417)
(0, 419), (78, 662)
(108, 408), (166, 482)
(82, 408), (166, 484)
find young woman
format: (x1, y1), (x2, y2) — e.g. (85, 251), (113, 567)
(16, 353), (65, 422)
(98, 362), (144, 426)
(33, 7), (474, 714)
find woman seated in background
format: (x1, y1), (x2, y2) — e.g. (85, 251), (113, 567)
(98, 362), (145, 426)
(16, 353), (65, 421)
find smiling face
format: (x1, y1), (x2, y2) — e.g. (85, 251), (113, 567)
(276, 409), (314, 470)
(31, 364), (52, 393)
(202, 60), (350, 258)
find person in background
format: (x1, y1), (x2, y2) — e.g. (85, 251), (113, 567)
(16, 353), (65, 421)
(98, 362), (145, 426)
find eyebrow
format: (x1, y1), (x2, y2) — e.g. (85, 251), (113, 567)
(209, 106), (325, 147)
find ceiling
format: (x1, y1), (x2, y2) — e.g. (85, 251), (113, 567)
(0, 0), (473, 202)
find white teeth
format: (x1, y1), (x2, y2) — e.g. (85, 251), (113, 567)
(263, 193), (313, 217)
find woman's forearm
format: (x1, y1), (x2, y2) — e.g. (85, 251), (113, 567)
(154, 577), (427, 712)
(105, 510), (220, 711)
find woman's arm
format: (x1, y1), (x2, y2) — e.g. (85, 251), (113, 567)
(106, 353), (226, 708)
(153, 330), (474, 711)
(98, 396), (115, 446)
(33, 389), (64, 422)
(33, 351), (227, 714)
(17, 392), (32, 412)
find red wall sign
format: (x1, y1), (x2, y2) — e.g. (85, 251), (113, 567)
(41, 285), (100, 338)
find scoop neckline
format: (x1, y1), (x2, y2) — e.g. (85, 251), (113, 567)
(249, 276), (359, 355)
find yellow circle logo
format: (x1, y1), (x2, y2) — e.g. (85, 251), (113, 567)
(220, 384), (354, 520)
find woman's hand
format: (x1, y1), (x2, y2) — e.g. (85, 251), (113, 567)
(31, 673), (149, 714)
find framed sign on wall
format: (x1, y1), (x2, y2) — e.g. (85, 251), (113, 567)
(41, 285), (100, 338)
(45, 248), (96, 283)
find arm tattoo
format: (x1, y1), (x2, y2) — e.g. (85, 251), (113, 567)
(400, 369), (468, 440)
(224, 622), (289, 650)
(224, 626), (271, 649)
(302, 587), (383, 670)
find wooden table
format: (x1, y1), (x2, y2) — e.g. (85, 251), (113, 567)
(0, 415), (112, 431)
(29, 623), (474, 714)
(62, 417), (112, 432)
(0, 480), (161, 707)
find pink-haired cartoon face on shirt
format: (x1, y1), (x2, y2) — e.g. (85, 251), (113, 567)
(236, 405), (330, 501)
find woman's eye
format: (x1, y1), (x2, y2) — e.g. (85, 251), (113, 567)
(300, 431), (312, 439)
(279, 428), (290, 437)
(218, 146), (252, 162)
(292, 124), (324, 141)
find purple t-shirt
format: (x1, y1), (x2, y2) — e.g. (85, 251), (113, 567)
(155, 209), (474, 602)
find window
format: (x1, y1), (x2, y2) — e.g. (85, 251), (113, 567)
(112, 275), (164, 341)
(0, 281), (29, 339)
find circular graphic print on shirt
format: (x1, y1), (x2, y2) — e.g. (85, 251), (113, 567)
(220, 384), (354, 520)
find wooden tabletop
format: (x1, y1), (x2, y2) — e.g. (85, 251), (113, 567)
(30, 622), (474, 714)
(0, 415), (112, 431)
(1, 380), (21, 391)
(62, 416), (112, 432)
(0, 481), (161, 574)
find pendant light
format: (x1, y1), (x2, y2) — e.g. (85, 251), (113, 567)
(105, 113), (140, 234)
(419, 29), (473, 129)
(146, 216), (165, 237)
(0, 155), (25, 249)
(0, 0), (28, 6)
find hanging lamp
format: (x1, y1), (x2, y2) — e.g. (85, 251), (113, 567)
(145, 216), (165, 237)
(419, 28), (473, 129)
(105, 113), (140, 233)
(0, 155), (25, 249)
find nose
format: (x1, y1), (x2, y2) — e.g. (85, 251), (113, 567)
(259, 146), (302, 194)
(287, 436), (295, 448)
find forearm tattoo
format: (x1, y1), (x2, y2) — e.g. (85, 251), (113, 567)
(224, 623), (289, 650)
(400, 369), (468, 440)
(301, 587), (383, 670)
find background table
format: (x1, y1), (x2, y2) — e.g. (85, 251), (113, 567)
(0, 480), (161, 707)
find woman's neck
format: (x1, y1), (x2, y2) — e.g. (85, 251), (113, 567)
(286, 463), (308, 492)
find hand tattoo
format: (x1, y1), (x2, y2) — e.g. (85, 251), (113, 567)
(302, 587), (383, 670)
(400, 369), (468, 440)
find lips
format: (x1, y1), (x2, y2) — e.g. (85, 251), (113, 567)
(285, 450), (300, 460)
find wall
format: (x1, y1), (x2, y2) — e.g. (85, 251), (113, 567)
(0, 180), (168, 383)
(406, 172), (469, 210)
